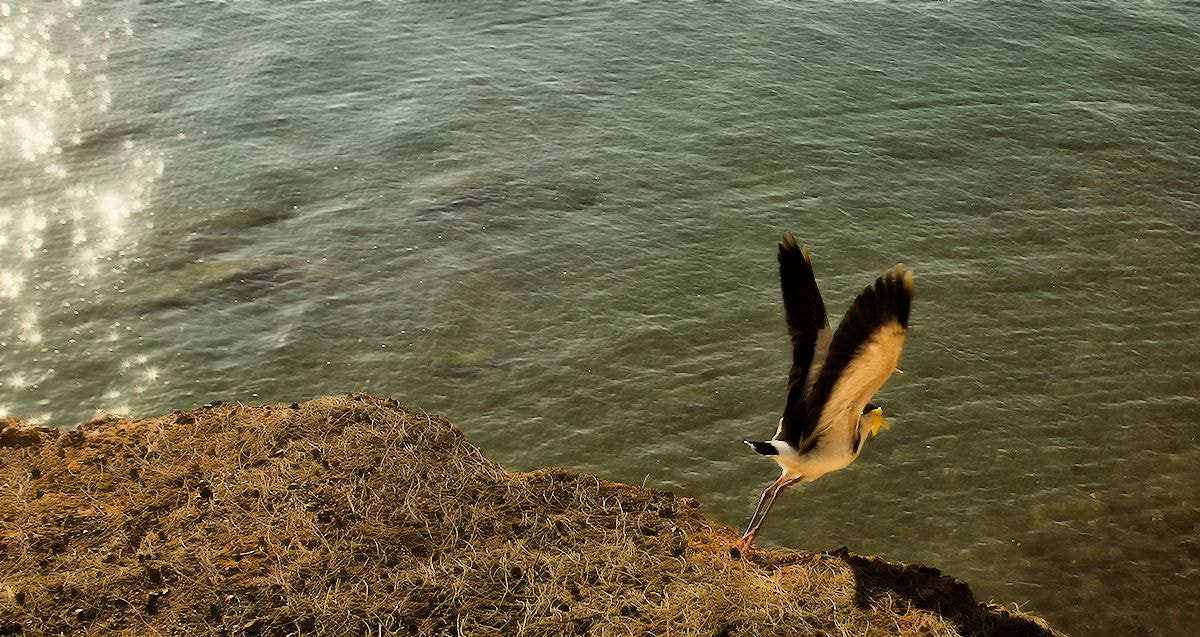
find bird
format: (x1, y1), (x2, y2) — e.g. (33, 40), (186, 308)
(736, 232), (914, 554)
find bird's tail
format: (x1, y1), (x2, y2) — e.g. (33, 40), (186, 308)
(744, 440), (779, 456)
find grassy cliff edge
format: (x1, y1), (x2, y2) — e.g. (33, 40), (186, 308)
(0, 393), (1065, 636)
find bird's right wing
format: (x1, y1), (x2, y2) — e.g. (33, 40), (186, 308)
(801, 264), (913, 452)
(776, 232), (830, 446)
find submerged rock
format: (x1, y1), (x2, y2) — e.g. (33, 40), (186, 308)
(130, 258), (303, 310)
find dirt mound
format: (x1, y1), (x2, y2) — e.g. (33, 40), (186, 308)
(0, 393), (1065, 636)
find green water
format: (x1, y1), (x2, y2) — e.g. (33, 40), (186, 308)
(2, 1), (1198, 634)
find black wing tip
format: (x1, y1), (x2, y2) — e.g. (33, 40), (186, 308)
(845, 264), (914, 334)
(780, 230), (798, 249)
(873, 264), (914, 328)
(778, 231), (811, 264)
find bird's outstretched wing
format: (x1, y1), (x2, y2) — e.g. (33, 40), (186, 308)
(776, 232), (831, 447)
(800, 264), (913, 452)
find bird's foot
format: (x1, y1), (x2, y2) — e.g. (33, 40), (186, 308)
(735, 530), (757, 555)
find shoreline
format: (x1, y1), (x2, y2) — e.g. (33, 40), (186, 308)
(0, 393), (1066, 635)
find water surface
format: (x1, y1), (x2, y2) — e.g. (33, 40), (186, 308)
(2, 1), (1198, 634)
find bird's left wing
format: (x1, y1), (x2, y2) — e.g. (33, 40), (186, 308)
(801, 264), (913, 452)
(776, 233), (830, 446)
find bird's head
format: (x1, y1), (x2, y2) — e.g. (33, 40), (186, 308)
(861, 404), (890, 437)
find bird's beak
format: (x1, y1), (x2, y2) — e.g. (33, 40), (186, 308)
(869, 407), (890, 436)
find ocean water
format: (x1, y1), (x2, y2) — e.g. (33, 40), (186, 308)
(2, 1), (1198, 634)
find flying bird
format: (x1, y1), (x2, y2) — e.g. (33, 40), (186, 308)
(737, 232), (914, 554)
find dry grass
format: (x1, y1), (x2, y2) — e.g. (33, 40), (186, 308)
(0, 393), (1066, 636)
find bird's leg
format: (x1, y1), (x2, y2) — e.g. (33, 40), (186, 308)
(736, 476), (801, 554)
(741, 476), (786, 541)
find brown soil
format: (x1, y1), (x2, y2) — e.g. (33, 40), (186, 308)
(0, 393), (1066, 636)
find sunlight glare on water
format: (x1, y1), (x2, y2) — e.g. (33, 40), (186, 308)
(0, 0), (164, 423)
